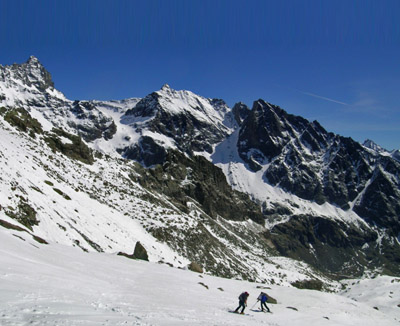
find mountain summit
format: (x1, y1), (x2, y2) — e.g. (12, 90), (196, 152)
(0, 56), (65, 109)
(2, 55), (54, 91)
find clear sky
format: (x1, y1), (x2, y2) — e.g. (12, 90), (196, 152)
(1, 0), (399, 150)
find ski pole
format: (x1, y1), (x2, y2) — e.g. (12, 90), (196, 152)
(250, 301), (258, 309)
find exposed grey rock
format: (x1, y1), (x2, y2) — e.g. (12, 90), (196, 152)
(5, 56), (54, 91)
(232, 102), (250, 125)
(44, 128), (94, 165)
(118, 242), (149, 262)
(198, 282), (208, 289)
(291, 279), (323, 291)
(188, 261), (203, 273)
(124, 86), (231, 158)
(238, 100), (400, 239)
(286, 306), (298, 311)
(133, 241), (149, 261)
(121, 136), (167, 167)
(267, 214), (400, 277)
(133, 149), (264, 224)
(70, 101), (117, 142)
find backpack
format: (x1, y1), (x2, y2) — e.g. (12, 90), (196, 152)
(239, 292), (248, 301)
(258, 292), (268, 302)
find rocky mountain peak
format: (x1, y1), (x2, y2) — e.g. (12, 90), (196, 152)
(363, 139), (385, 153)
(160, 83), (171, 91)
(1, 56), (54, 93)
(232, 102), (250, 125)
(129, 84), (231, 126)
(27, 55), (40, 65)
(120, 86), (234, 165)
(237, 99), (311, 170)
(392, 150), (400, 162)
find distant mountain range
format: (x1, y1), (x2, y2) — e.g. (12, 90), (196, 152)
(1, 56), (399, 286)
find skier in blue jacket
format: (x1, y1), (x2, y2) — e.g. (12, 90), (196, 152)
(257, 292), (270, 312)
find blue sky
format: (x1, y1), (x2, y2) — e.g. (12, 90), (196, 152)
(1, 0), (399, 150)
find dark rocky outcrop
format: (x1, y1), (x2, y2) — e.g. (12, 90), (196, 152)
(238, 100), (400, 240)
(353, 158), (400, 234)
(121, 136), (167, 167)
(238, 100), (311, 170)
(70, 101), (117, 142)
(4, 198), (39, 231)
(44, 128), (94, 164)
(2, 107), (43, 137)
(188, 261), (203, 273)
(232, 102), (250, 125)
(267, 215), (400, 277)
(0, 219), (48, 244)
(3, 56), (55, 92)
(133, 241), (149, 261)
(124, 87), (230, 158)
(291, 279), (324, 291)
(118, 242), (149, 261)
(132, 150), (264, 224)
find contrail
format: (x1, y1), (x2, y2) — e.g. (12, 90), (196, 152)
(297, 89), (349, 106)
(276, 84), (350, 106)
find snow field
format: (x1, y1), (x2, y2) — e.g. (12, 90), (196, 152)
(0, 227), (399, 326)
(0, 118), (190, 267)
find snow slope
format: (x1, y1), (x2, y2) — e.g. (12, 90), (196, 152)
(154, 84), (231, 128)
(0, 112), (189, 266)
(1, 226), (399, 326)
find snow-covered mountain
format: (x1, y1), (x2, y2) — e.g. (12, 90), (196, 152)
(114, 83), (234, 166)
(1, 56), (400, 290)
(363, 138), (400, 162)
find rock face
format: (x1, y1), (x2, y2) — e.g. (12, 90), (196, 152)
(122, 136), (168, 167)
(0, 57), (117, 144)
(0, 56), (62, 110)
(70, 101), (117, 142)
(233, 100), (400, 276)
(0, 56), (54, 92)
(122, 84), (233, 164)
(133, 150), (264, 224)
(117, 242), (149, 261)
(133, 242), (149, 261)
(267, 215), (400, 277)
(238, 100), (400, 231)
(232, 102), (250, 125)
(188, 262), (203, 273)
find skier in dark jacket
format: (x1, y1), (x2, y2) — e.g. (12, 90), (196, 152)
(234, 291), (249, 314)
(257, 292), (270, 312)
